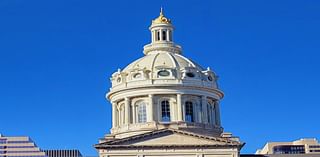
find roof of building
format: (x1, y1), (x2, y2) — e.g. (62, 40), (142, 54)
(95, 128), (244, 149)
(122, 51), (205, 73)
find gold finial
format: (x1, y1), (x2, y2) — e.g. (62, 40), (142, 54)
(152, 7), (171, 24)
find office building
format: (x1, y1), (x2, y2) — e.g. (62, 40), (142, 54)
(256, 138), (320, 155)
(44, 150), (82, 157)
(0, 134), (46, 157)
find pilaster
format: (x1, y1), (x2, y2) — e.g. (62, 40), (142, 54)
(177, 94), (183, 121)
(148, 94), (154, 122)
(112, 102), (117, 128)
(124, 97), (130, 125)
(201, 96), (208, 124)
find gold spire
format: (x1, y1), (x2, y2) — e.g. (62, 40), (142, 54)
(152, 7), (171, 24)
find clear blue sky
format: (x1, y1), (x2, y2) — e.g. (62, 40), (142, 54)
(0, 0), (319, 156)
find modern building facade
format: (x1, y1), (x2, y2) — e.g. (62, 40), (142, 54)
(0, 134), (47, 157)
(95, 9), (243, 157)
(44, 150), (82, 157)
(256, 138), (320, 155)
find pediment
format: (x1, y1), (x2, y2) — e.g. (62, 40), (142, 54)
(95, 129), (242, 149)
(129, 132), (225, 146)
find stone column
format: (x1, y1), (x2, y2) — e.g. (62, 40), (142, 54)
(159, 29), (163, 41)
(201, 96), (208, 124)
(131, 104), (136, 124)
(215, 101), (221, 126)
(148, 94), (154, 122)
(112, 102), (117, 128)
(177, 94), (183, 121)
(124, 97), (130, 125)
(166, 30), (170, 41)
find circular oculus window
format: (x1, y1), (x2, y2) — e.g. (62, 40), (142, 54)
(208, 76), (213, 81)
(186, 72), (195, 78)
(158, 70), (170, 77)
(133, 73), (142, 78)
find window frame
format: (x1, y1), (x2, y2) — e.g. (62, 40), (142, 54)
(160, 99), (171, 122)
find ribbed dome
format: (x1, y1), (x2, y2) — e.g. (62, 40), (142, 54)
(123, 51), (205, 73)
(105, 10), (225, 139)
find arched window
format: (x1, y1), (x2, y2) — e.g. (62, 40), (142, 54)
(137, 102), (147, 123)
(161, 100), (170, 122)
(185, 101), (194, 122)
(162, 30), (167, 41)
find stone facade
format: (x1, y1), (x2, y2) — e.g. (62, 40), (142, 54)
(95, 9), (243, 157)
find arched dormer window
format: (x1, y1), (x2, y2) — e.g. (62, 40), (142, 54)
(161, 100), (170, 122)
(185, 101), (194, 122)
(137, 102), (147, 123)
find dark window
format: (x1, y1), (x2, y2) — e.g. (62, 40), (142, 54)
(208, 76), (213, 81)
(273, 145), (305, 154)
(186, 72), (195, 78)
(161, 100), (170, 122)
(162, 30), (167, 41)
(185, 101), (194, 122)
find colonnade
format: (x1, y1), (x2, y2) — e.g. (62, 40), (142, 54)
(111, 94), (221, 128)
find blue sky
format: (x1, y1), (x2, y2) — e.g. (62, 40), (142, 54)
(0, 0), (320, 156)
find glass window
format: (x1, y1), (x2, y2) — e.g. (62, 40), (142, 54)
(161, 100), (170, 122)
(185, 101), (194, 122)
(137, 102), (147, 123)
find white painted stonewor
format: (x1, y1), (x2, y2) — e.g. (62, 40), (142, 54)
(106, 10), (224, 138)
(95, 9), (243, 157)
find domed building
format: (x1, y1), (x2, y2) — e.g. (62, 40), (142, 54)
(95, 9), (243, 157)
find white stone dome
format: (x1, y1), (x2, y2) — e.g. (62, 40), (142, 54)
(108, 49), (220, 97)
(123, 51), (205, 73)
(106, 10), (224, 138)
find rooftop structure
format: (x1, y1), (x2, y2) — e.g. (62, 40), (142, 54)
(44, 149), (83, 157)
(0, 134), (47, 157)
(256, 138), (320, 155)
